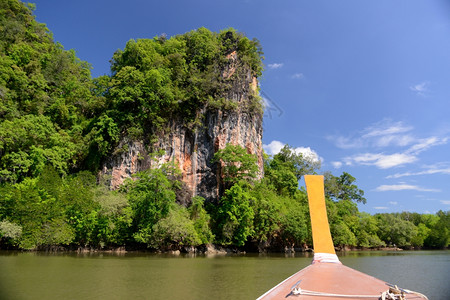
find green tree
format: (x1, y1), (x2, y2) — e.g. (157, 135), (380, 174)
(0, 115), (77, 182)
(324, 171), (366, 204)
(188, 196), (214, 245)
(0, 0), (95, 180)
(376, 214), (417, 248)
(58, 171), (98, 247)
(150, 206), (201, 250)
(264, 167), (298, 197)
(411, 223), (431, 248)
(0, 177), (74, 249)
(425, 210), (449, 248)
(107, 27), (264, 141)
(250, 183), (282, 243)
(124, 166), (177, 245)
(92, 185), (132, 246)
(215, 182), (255, 246)
(0, 220), (22, 246)
(270, 145), (320, 181)
(263, 145), (321, 197)
(357, 212), (385, 248)
(213, 144), (259, 187)
(281, 205), (309, 246)
(326, 199), (358, 247)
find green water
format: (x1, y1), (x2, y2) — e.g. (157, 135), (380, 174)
(0, 250), (448, 300)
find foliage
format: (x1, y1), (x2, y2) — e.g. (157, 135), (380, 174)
(106, 27), (264, 141)
(0, 0), (94, 182)
(324, 171), (366, 204)
(0, 176), (72, 249)
(0, 115), (78, 182)
(411, 223), (431, 248)
(331, 221), (357, 247)
(0, 167), (133, 249)
(326, 199), (357, 247)
(0, 1), (264, 183)
(214, 182), (255, 246)
(213, 144), (259, 187)
(264, 166), (298, 197)
(425, 210), (449, 248)
(246, 181), (311, 247)
(281, 203), (309, 246)
(264, 145), (320, 197)
(93, 185), (132, 246)
(0, 220), (22, 245)
(188, 196), (214, 245)
(0, 160), (448, 251)
(376, 214), (418, 247)
(123, 166), (177, 244)
(270, 145), (320, 181)
(249, 183), (282, 243)
(150, 206), (201, 249)
(356, 212), (385, 248)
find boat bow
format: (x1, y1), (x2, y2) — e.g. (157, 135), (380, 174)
(257, 175), (428, 300)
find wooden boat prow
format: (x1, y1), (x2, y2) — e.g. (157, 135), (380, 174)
(257, 175), (428, 300)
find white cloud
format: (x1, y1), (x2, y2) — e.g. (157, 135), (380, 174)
(263, 140), (285, 155)
(375, 184), (440, 192)
(441, 200), (450, 205)
(294, 146), (322, 164)
(329, 136), (363, 149)
(262, 141), (322, 164)
(345, 152), (417, 169)
(410, 81), (430, 96)
(362, 121), (413, 138)
(291, 73), (304, 79)
(373, 134), (415, 148)
(331, 161), (342, 168)
(374, 207), (388, 210)
(268, 63), (283, 69)
(387, 165), (450, 179)
(329, 120), (415, 150)
(389, 201), (398, 205)
(329, 120), (448, 169)
(406, 137), (448, 155)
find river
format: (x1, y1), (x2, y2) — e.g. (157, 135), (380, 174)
(0, 250), (448, 299)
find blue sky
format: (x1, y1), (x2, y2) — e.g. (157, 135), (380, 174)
(32, 0), (450, 214)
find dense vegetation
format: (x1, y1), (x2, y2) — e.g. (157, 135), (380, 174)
(0, 0), (264, 179)
(0, 1), (448, 251)
(0, 143), (448, 251)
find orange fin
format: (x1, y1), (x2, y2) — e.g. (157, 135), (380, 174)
(304, 175), (339, 262)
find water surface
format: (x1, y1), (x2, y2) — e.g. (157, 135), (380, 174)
(0, 250), (448, 299)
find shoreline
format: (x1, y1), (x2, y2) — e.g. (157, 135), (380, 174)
(1, 245), (446, 255)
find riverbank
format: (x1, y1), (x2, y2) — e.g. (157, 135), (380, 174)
(2, 243), (444, 255)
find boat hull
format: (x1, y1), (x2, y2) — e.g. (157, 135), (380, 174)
(258, 262), (426, 299)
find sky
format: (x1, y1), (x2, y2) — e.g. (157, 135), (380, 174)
(31, 0), (450, 214)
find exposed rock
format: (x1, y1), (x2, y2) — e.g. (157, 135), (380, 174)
(284, 245), (295, 254)
(101, 50), (263, 204)
(183, 246), (197, 254)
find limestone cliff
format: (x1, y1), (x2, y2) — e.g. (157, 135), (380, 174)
(101, 50), (264, 204)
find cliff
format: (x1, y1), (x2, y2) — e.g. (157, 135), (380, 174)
(101, 47), (264, 204)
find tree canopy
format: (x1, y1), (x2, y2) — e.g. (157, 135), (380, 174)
(324, 171), (367, 204)
(213, 144), (259, 188)
(0, 0), (265, 182)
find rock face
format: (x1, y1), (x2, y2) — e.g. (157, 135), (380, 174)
(101, 51), (263, 204)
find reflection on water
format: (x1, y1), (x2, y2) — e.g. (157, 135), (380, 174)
(0, 250), (448, 300)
